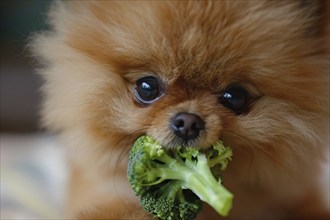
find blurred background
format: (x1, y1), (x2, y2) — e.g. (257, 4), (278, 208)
(1, 1), (329, 220)
(1, 1), (67, 219)
(1, 0), (48, 132)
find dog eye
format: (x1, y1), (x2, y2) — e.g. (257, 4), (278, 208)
(219, 86), (249, 115)
(135, 76), (163, 104)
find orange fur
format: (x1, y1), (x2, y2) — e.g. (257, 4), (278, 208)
(32, 1), (329, 219)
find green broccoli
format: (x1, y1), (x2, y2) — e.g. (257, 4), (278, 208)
(127, 135), (233, 220)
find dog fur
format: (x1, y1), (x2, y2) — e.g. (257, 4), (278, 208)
(32, 1), (329, 219)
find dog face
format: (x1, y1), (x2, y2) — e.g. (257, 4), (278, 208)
(33, 1), (329, 217)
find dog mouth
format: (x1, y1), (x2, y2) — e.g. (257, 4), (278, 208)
(167, 136), (204, 149)
(145, 132), (219, 151)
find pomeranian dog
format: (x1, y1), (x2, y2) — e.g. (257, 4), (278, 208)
(32, 1), (329, 219)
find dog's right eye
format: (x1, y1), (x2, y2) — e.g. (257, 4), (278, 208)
(135, 76), (164, 105)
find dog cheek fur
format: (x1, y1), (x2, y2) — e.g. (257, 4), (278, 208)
(32, 22), (154, 217)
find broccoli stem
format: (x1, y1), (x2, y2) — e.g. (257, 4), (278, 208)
(147, 150), (233, 216)
(183, 171), (233, 216)
(183, 153), (233, 216)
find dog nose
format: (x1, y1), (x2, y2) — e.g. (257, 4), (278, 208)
(171, 112), (204, 141)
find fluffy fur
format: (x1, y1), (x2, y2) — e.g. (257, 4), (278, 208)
(32, 1), (329, 219)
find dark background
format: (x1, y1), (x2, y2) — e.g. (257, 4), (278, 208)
(1, 0), (52, 132)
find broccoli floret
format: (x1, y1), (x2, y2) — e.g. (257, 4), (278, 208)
(127, 135), (233, 220)
(140, 180), (201, 220)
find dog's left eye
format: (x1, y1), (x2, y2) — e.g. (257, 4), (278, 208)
(135, 76), (164, 105)
(219, 85), (249, 115)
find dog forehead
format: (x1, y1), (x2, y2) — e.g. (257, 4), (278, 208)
(66, 1), (319, 93)
(159, 69), (223, 93)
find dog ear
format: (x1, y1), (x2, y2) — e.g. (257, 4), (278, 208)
(296, 0), (329, 54)
(265, 0), (328, 42)
(316, 0), (329, 54)
(318, 0), (329, 50)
